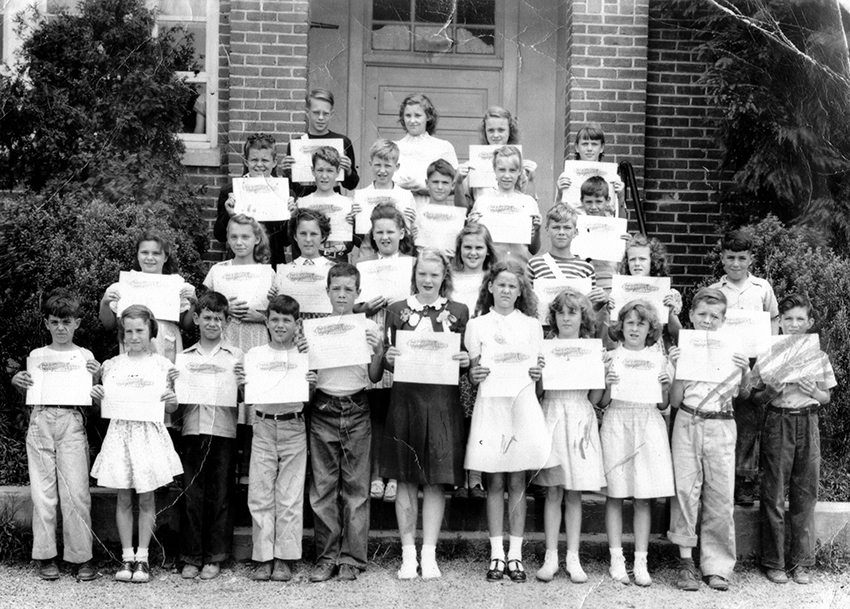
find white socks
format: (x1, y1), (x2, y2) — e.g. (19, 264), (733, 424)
(535, 549), (559, 582)
(609, 547), (630, 584)
(121, 548), (134, 563)
(135, 548), (149, 563)
(420, 544), (441, 580)
(398, 544), (441, 580)
(507, 536), (523, 561)
(397, 544), (418, 580)
(633, 551), (651, 587)
(489, 536), (505, 561)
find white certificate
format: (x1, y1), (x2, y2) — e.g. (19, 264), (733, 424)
(572, 215), (628, 262)
(101, 370), (166, 422)
(302, 314), (372, 370)
(541, 339), (605, 391)
(611, 349), (666, 404)
(353, 190), (412, 234)
(26, 352), (92, 406)
(208, 263), (272, 313)
(275, 264), (332, 314)
(610, 276), (671, 323)
(117, 271), (182, 322)
(756, 334), (826, 384)
(244, 349), (309, 404)
(298, 197), (353, 243)
(719, 310), (771, 358)
(233, 177), (291, 222)
(356, 257), (414, 304)
(476, 200), (533, 244)
(394, 331), (461, 385)
(467, 145), (522, 189)
(533, 277), (593, 324)
(289, 138), (345, 183)
(479, 343), (537, 398)
(174, 353), (238, 407)
(676, 330), (739, 384)
(560, 160), (618, 208)
(414, 205), (467, 253)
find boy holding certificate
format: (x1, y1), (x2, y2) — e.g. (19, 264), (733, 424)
(709, 230), (780, 506)
(668, 288), (752, 592)
(750, 294), (836, 585)
(244, 295), (316, 582)
(11, 289), (99, 581)
(175, 292), (243, 581)
(309, 264), (384, 583)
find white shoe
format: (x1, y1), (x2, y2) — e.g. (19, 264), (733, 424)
(397, 560), (418, 580)
(609, 555), (630, 585)
(565, 555), (588, 583)
(420, 559), (442, 580)
(535, 559), (559, 582)
(633, 557), (652, 587)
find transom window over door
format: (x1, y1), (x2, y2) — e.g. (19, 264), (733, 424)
(371, 0), (497, 55)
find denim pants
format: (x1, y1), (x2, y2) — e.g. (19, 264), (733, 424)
(734, 393), (763, 478)
(179, 434), (236, 566)
(667, 410), (737, 579)
(248, 416), (307, 561)
(760, 410), (820, 569)
(26, 406), (92, 563)
(309, 391), (371, 569)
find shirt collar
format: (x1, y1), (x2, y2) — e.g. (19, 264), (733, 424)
(406, 295), (447, 311)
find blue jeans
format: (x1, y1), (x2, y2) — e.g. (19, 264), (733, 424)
(309, 390), (371, 569)
(760, 409), (820, 569)
(179, 435), (236, 566)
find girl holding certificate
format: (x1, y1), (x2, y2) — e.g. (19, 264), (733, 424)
(203, 214), (275, 481)
(465, 260), (548, 583)
(382, 248), (470, 580)
(90, 306), (182, 583)
(599, 300), (674, 587)
(533, 288), (606, 583)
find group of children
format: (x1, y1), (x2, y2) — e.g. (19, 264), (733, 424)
(9, 92), (837, 593)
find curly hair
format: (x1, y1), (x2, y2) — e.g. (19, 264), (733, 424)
(289, 207), (331, 244)
(547, 287), (596, 338)
(619, 233), (671, 277)
(411, 247), (453, 298)
(243, 133), (276, 160)
(613, 300), (662, 347)
(479, 106), (520, 145)
(475, 260), (537, 318)
(227, 214), (271, 264)
(398, 93), (438, 135)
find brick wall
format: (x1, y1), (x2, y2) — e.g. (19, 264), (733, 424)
(644, 4), (735, 288)
(564, 0), (650, 179)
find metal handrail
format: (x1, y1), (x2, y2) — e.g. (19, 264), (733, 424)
(618, 161), (647, 236)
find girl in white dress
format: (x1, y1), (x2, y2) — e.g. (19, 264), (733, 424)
(90, 306), (182, 584)
(534, 288), (607, 583)
(600, 300), (675, 587)
(465, 260), (548, 583)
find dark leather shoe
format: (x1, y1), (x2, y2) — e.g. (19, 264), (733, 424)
(39, 559), (60, 581)
(76, 561), (97, 581)
(310, 563), (337, 583)
(337, 564), (358, 581)
(486, 558), (505, 582)
(506, 559), (527, 583)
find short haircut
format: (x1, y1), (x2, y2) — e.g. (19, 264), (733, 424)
(548, 287), (596, 338)
(243, 133), (276, 159)
(619, 233), (671, 277)
(412, 247), (453, 297)
(479, 106), (519, 145)
(133, 230), (179, 275)
(451, 222), (498, 273)
(574, 123), (606, 160)
(546, 203), (577, 227)
(118, 305), (158, 341)
(369, 139), (400, 163)
(720, 229), (752, 253)
(427, 158), (456, 180)
(288, 207), (331, 243)
(228, 214), (272, 264)
(311, 145), (341, 169)
(196, 291), (229, 316)
(580, 176), (609, 200)
(690, 287), (727, 313)
(42, 288), (81, 319)
(778, 293), (814, 318)
(398, 93), (438, 135)
(614, 300), (662, 347)
(327, 262), (360, 290)
(267, 294), (300, 319)
(306, 88), (335, 107)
